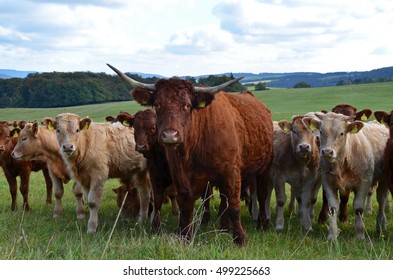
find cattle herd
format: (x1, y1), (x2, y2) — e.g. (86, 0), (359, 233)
(1, 63), (393, 246)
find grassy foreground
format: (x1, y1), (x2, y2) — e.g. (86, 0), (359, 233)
(0, 82), (393, 260)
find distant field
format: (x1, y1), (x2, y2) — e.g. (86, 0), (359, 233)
(1, 82), (392, 122)
(0, 82), (393, 260)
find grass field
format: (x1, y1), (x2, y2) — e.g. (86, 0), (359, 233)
(0, 82), (393, 260)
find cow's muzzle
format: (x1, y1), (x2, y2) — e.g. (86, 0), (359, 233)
(161, 129), (179, 144)
(296, 143), (311, 158)
(321, 148), (336, 160)
(61, 143), (75, 157)
(135, 143), (149, 153)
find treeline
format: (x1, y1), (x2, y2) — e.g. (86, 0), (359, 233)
(0, 72), (245, 108)
(336, 77), (393, 86)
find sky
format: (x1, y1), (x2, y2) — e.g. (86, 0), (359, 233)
(0, 0), (392, 77)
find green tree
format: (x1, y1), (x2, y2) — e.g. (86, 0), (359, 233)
(294, 81), (311, 88)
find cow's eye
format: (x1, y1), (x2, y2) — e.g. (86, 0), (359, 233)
(21, 137), (27, 142)
(76, 129), (80, 133)
(56, 129), (60, 134)
(151, 126), (156, 133)
(184, 104), (191, 111)
(154, 103), (161, 110)
(292, 130), (297, 135)
(340, 132), (344, 136)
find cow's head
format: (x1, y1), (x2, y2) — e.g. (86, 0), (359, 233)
(374, 110), (393, 137)
(0, 122), (19, 154)
(43, 113), (91, 158)
(278, 115), (317, 160)
(112, 186), (140, 221)
(303, 112), (364, 162)
(107, 63), (242, 146)
(117, 109), (157, 154)
(12, 122), (42, 160)
(331, 104), (372, 121)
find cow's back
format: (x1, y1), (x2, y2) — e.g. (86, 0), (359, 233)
(76, 123), (147, 180)
(185, 92), (273, 177)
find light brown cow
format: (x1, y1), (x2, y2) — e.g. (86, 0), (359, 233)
(303, 112), (389, 240)
(45, 113), (152, 233)
(268, 115), (320, 232)
(318, 104), (376, 224)
(12, 122), (84, 219)
(0, 121), (53, 210)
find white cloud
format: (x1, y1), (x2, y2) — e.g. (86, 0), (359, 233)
(0, 0), (392, 76)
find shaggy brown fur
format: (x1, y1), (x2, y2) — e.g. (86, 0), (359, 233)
(132, 79), (273, 246)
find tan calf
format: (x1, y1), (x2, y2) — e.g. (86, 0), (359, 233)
(303, 112), (389, 240)
(268, 116), (320, 232)
(12, 122), (85, 219)
(45, 113), (152, 233)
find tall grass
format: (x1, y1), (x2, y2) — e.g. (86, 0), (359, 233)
(0, 82), (393, 259)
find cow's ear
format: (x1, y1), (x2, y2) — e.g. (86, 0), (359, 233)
(132, 88), (155, 106)
(347, 121), (364, 134)
(105, 116), (115, 123)
(10, 128), (20, 138)
(278, 120), (292, 133)
(320, 109), (328, 114)
(32, 121), (39, 137)
(355, 109), (372, 121)
(302, 117), (320, 132)
(374, 111), (389, 125)
(80, 118), (92, 131)
(18, 120), (27, 129)
(42, 117), (56, 131)
(117, 114), (134, 127)
(191, 92), (215, 109)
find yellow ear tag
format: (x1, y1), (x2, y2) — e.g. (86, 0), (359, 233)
(361, 114), (368, 121)
(309, 122), (318, 131)
(123, 120), (130, 127)
(283, 125), (291, 132)
(351, 126), (358, 134)
(381, 118), (386, 125)
(82, 122), (89, 130)
(198, 101), (206, 108)
(48, 122), (55, 131)
(13, 131), (19, 138)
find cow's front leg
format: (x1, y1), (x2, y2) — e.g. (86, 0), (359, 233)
(325, 186), (340, 241)
(177, 189), (195, 242)
(87, 181), (104, 234)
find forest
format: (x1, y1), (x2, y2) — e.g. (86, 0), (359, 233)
(0, 72), (245, 108)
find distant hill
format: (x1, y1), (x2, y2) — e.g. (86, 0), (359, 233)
(2, 66), (393, 88)
(227, 66), (393, 88)
(0, 69), (38, 79)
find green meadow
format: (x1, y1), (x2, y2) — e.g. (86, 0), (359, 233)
(0, 82), (393, 260)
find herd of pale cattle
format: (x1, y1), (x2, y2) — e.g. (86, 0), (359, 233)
(1, 63), (393, 246)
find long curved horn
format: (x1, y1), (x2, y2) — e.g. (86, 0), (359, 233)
(194, 76), (244, 94)
(107, 63), (156, 91)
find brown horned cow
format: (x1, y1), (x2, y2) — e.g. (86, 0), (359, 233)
(108, 64), (274, 245)
(0, 121), (53, 210)
(12, 122), (85, 219)
(44, 113), (152, 233)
